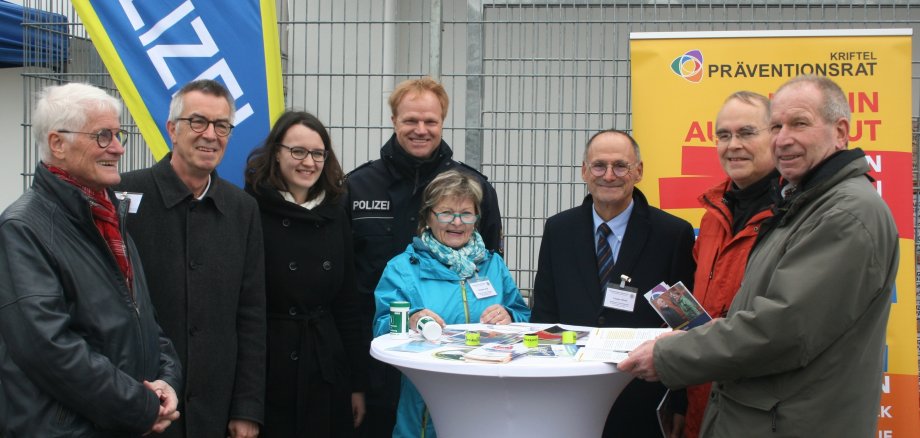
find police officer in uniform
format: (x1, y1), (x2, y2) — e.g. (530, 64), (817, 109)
(344, 77), (502, 437)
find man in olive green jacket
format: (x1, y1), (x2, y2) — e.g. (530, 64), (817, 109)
(618, 75), (899, 437)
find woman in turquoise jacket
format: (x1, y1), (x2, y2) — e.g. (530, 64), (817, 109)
(372, 170), (530, 438)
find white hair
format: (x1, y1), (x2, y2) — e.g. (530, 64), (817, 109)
(32, 83), (121, 161)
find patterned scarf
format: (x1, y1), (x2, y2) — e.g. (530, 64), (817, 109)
(420, 228), (487, 280)
(45, 164), (134, 295)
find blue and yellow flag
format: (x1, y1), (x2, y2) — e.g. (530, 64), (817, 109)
(72, 0), (284, 186)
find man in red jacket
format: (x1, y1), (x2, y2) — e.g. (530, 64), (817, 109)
(682, 91), (779, 438)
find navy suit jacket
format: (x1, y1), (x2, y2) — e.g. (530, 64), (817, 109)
(532, 189), (695, 327)
(531, 188), (695, 438)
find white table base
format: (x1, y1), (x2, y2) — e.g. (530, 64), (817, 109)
(395, 361), (630, 437)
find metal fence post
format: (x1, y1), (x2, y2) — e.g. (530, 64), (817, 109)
(464, 0), (484, 171)
(429, 0), (442, 80)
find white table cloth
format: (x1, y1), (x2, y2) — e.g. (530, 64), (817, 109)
(370, 324), (634, 438)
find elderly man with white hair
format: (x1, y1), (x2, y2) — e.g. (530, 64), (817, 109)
(0, 82), (182, 436)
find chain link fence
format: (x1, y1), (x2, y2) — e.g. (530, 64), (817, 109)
(19, 0), (920, 368)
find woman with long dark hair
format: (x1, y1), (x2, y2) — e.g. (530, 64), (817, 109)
(245, 110), (367, 437)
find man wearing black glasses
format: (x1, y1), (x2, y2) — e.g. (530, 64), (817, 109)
(117, 79), (266, 438)
(532, 129), (696, 438)
(678, 91), (778, 438)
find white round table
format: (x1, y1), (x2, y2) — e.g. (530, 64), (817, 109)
(370, 324), (633, 438)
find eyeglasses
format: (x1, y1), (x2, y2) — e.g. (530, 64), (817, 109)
(279, 144), (328, 162)
(432, 211), (479, 224)
(58, 128), (129, 148)
(588, 161), (633, 178)
(176, 116), (234, 137)
(715, 127), (766, 146)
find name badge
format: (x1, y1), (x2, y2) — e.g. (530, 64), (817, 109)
(114, 191), (143, 214)
(468, 278), (498, 299)
(603, 285), (637, 312)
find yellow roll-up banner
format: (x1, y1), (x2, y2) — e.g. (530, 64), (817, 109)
(632, 29), (918, 436)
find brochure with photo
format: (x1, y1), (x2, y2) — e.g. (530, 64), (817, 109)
(463, 343), (530, 363)
(526, 345), (557, 357)
(550, 344), (580, 357)
(643, 281), (712, 330)
(443, 328), (523, 345)
(532, 325), (591, 345)
(433, 347), (475, 361)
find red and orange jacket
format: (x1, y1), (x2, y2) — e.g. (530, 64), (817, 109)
(684, 177), (774, 438)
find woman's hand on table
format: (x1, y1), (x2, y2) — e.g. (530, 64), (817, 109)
(479, 304), (511, 325)
(409, 309), (445, 331)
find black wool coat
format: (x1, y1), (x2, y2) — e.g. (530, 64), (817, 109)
(246, 184), (369, 438)
(117, 154), (267, 438)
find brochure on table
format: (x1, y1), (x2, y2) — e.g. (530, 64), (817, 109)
(383, 324), (588, 363)
(382, 323), (668, 364)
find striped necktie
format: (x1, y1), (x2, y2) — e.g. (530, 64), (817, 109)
(597, 223), (614, 292)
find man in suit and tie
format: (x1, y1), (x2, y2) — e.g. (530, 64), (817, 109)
(532, 129), (696, 437)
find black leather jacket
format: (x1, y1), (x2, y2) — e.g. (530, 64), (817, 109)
(0, 164), (182, 437)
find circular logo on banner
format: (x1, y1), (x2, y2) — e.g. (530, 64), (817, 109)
(671, 50), (704, 82)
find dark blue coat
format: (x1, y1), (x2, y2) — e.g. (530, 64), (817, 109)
(532, 188), (695, 438)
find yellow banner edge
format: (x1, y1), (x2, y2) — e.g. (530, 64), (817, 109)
(70, 0), (170, 161)
(260, 0), (285, 125)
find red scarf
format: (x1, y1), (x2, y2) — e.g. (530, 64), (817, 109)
(45, 164), (134, 295)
